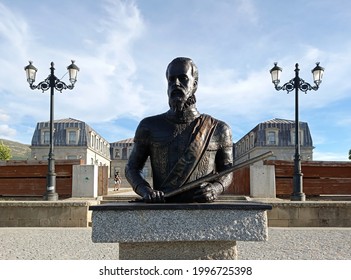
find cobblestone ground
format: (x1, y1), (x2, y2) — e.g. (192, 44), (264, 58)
(0, 227), (350, 260)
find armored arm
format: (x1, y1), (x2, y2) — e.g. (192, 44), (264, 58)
(212, 121), (233, 192)
(125, 121), (164, 202)
(125, 141), (151, 194)
(192, 121), (233, 202)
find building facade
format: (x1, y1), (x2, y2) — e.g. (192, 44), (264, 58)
(110, 138), (152, 187)
(234, 118), (314, 165)
(30, 117), (313, 188)
(30, 118), (110, 170)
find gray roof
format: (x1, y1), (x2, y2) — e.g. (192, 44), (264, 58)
(110, 138), (134, 148)
(236, 118), (313, 147)
(31, 118), (107, 147)
(262, 118), (295, 125)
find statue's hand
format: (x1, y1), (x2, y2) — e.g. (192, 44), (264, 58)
(143, 189), (165, 203)
(193, 182), (223, 203)
(135, 185), (165, 203)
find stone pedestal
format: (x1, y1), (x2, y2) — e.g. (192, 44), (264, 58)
(89, 202), (272, 260)
(119, 241), (237, 260)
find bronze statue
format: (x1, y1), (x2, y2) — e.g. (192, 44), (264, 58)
(125, 57), (233, 203)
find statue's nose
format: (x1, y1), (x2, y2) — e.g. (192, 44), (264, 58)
(174, 77), (180, 85)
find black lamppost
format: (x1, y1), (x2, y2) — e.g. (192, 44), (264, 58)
(24, 61), (80, 201)
(270, 62), (324, 201)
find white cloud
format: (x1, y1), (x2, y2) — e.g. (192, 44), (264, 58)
(313, 151), (349, 161)
(0, 0), (151, 143)
(237, 0), (259, 24)
(337, 117), (351, 127)
(0, 2), (29, 55)
(0, 124), (16, 139)
(54, 0), (149, 123)
(198, 65), (290, 121)
(0, 110), (10, 122)
(0, 3), (30, 93)
(0, 0), (350, 162)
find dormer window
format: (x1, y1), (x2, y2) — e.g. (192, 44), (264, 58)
(115, 148), (121, 159)
(291, 129), (304, 145)
(249, 132), (255, 148)
(90, 132), (95, 148)
(267, 132), (276, 144)
(69, 131), (76, 144)
(66, 128), (80, 145)
(41, 129), (50, 145)
(266, 129), (279, 145)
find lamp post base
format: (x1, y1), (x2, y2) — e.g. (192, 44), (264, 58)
(290, 192), (306, 201)
(44, 192), (59, 201)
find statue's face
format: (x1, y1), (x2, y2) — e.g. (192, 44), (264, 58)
(167, 62), (197, 112)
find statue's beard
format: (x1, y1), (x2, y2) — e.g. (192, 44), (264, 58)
(169, 91), (196, 113)
(170, 98), (186, 112)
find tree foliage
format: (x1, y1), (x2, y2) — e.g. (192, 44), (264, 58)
(349, 149), (351, 160)
(0, 141), (12, 160)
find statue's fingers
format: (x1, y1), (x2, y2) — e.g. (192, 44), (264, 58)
(199, 182), (210, 188)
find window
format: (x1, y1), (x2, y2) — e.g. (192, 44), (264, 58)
(66, 128), (79, 145)
(237, 143), (241, 156)
(91, 134), (95, 148)
(245, 136), (249, 151)
(266, 129), (279, 145)
(43, 131), (50, 144)
(114, 148), (120, 159)
(96, 137), (99, 151)
(122, 147), (128, 160)
(249, 133), (255, 148)
(268, 132), (276, 144)
(68, 131), (77, 145)
(291, 130), (304, 145)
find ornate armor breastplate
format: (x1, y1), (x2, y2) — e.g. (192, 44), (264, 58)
(150, 118), (197, 188)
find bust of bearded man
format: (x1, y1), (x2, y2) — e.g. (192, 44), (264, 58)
(125, 57), (233, 203)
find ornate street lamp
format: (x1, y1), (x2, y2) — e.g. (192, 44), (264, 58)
(24, 61), (80, 201)
(269, 62), (324, 201)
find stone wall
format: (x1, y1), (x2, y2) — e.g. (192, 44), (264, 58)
(1, 199), (350, 227)
(0, 200), (98, 227)
(267, 201), (351, 227)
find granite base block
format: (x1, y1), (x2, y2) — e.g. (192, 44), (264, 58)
(119, 241), (237, 260)
(90, 202), (271, 260)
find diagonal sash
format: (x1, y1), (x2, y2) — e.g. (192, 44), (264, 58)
(159, 114), (218, 192)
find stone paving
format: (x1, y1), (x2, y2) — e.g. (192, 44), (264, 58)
(0, 227), (350, 260)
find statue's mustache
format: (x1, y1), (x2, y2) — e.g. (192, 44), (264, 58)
(170, 87), (185, 99)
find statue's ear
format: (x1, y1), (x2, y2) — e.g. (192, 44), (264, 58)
(193, 79), (198, 87)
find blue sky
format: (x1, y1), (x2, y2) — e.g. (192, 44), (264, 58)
(0, 0), (350, 161)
